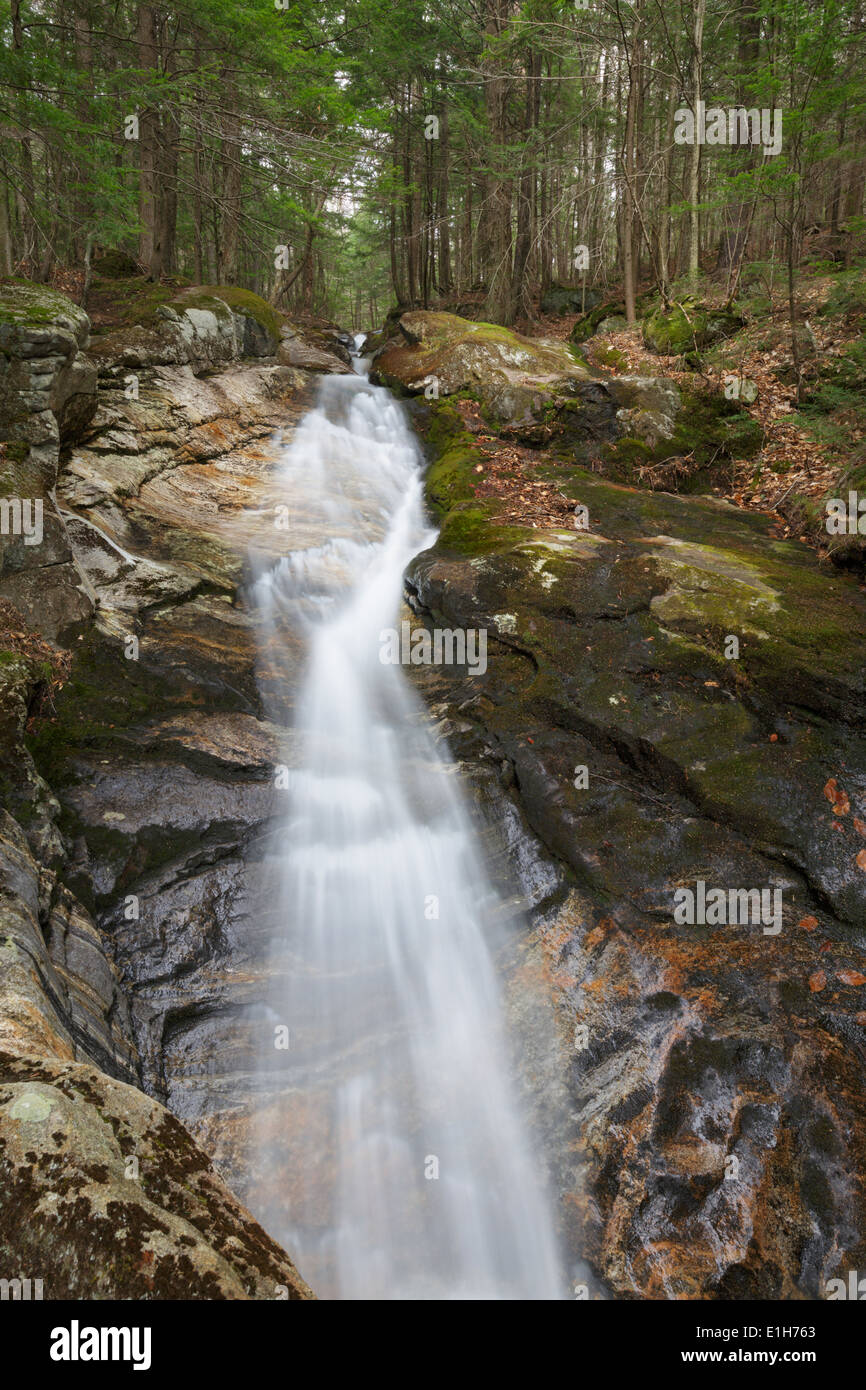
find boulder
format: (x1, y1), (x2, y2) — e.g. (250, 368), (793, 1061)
(643, 300), (745, 355)
(570, 297), (653, 344)
(278, 328), (351, 374)
(0, 1051), (313, 1299)
(0, 282), (95, 488)
(597, 314), (629, 334)
(0, 285), (98, 640)
(540, 285), (603, 315)
(371, 310), (594, 429)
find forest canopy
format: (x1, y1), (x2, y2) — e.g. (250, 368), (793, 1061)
(0, 0), (864, 328)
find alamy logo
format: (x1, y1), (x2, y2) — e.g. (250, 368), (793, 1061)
(50, 1320), (152, 1371)
(0, 1276), (43, 1299)
(379, 621), (487, 675)
(673, 880), (782, 935)
(825, 1271), (866, 1300)
(674, 103), (782, 156)
(0, 497), (43, 546)
(825, 492), (866, 534)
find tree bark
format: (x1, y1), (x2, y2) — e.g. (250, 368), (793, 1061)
(480, 0), (514, 324)
(687, 0), (706, 290)
(137, 4), (163, 279)
(219, 77), (242, 284)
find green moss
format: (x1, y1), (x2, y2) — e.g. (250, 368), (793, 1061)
(0, 279), (85, 327)
(191, 286), (283, 341)
(593, 345), (628, 370)
(87, 276), (179, 330)
(607, 436), (655, 468)
(438, 504), (527, 555)
(426, 441), (479, 514)
(417, 398), (529, 553)
(90, 249), (140, 279)
(642, 301), (744, 356)
(3, 439), (30, 463)
(601, 385), (762, 489)
(569, 296), (653, 345)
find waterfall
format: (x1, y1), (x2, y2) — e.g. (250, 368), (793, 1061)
(247, 357), (563, 1300)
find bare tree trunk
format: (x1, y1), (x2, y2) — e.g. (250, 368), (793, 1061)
(657, 77), (677, 303)
(11, 0), (37, 268)
(437, 104), (452, 295)
(619, 3), (643, 323)
(192, 86), (205, 283)
(687, 0), (706, 290)
(72, 5), (94, 259)
(158, 34), (179, 277)
(509, 50), (539, 321)
(0, 175), (13, 276)
(219, 77), (242, 284)
(137, 3), (163, 279)
(480, 0), (514, 324)
(389, 167), (406, 304)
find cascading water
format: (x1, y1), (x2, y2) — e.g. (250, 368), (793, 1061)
(247, 346), (563, 1300)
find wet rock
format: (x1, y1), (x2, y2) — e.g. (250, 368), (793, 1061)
(0, 810), (136, 1077)
(278, 332), (351, 374)
(0, 285), (100, 640)
(0, 508), (93, 643)
(0, 285), (339, 1297)
(406, 402), (866, 1298)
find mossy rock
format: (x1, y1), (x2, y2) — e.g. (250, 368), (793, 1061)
(642, 301), (745, 355)
(0, 280), (89, 337)
(569, 295), (653, 344)
(540, 285), (603, 315)
(593, 345), (629, 370)
(415, 399), (527, 555)
(85, 275), (181, 332)
(570, 301), (625, 344)
(602, 384), (762, 488)
(371, 310), (592, 429)
(176, 286), (283, 346)
(815, 457), (866, 574)
(90, 249), (141, 279)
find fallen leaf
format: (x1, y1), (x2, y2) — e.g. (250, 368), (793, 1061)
(857, 850), (866, 872)
(837, 969), (866, 986)
(823, 776), (850, 815)
(799, 915), (819, 931)
(809, 970), (827, 992)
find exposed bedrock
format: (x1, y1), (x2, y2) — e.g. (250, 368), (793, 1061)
(402, 399), (866, 1299)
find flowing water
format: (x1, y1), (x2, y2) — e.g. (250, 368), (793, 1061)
(247, 348), (563, 1299)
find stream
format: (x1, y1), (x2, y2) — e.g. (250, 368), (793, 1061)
(245, 347), (564, 1300)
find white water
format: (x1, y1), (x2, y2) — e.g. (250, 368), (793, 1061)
(248, 352), (562, 1300)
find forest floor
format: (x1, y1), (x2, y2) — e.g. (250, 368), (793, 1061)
(522, 273), (864, 557)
